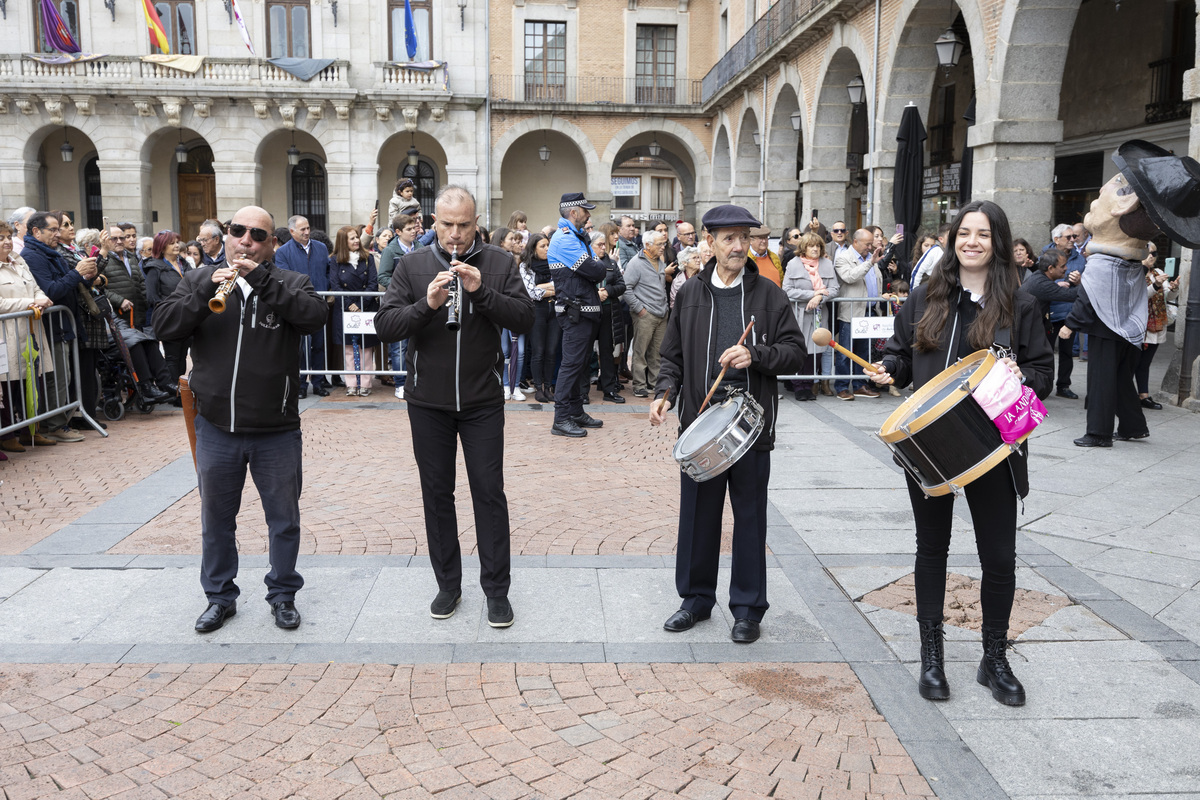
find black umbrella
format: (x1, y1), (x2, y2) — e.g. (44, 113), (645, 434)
(893, 103), (926, 275)
(959, 94), (977, 206)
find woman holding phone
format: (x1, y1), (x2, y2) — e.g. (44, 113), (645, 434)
(869, 200), (1052, 707)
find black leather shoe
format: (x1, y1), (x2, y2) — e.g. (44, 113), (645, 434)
(299, 385), (308, 399)
(731, 619), (760, 644)
(1115, 430), (1150, 441)
(1055, 388), (1079, 399)
(977, 627), (1025, 706)
(487, 596), (514, 628)
(663, 608), (710, 632)
(572, 412), (603, 429)
(918, 619), (951, 701)
(603, 392), (625, 403)
(1140, 397), (1163, 410)
(195, 600), (236, 633)
(1073, 434), (1112, 448)
(272, 601), (301, 629)
(430, 588), (462, 619)
(551, 419), (587, 438)
(312, 386), (330, 397)
(581, 395), (590, 405)
(632, 388), (649, 398)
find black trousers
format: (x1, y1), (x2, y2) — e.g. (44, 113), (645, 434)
(129, 342), (172, 388)
(1085, 334), (1147, 438)
(407, 402), (511, 597)
(162, 339), (189, 384)
(597, 304), (620, 394)
(529, 301), (560, 387)
(906, 461), (1016, 631)
(554, 315), (597, 423)
(676, 448), (770, 621)
(1135, 342), (1158, 395)
(300, 333), (327, 389)
(1050, 322), (1075, 390)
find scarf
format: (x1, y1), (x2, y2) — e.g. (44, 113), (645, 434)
(800, 256), (824, 291)
(1081, 253), (1148, 346)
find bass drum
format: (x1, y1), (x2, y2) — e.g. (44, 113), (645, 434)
(673, 390), (764, 482)
(878, 350), (1026, 496)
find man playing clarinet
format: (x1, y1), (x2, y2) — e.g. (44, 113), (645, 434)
(649, 204), (804, 643)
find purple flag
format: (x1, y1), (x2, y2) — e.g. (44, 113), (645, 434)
(39, 0), (81, 54)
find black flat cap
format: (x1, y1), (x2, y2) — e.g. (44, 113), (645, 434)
(701, 204), (761, 232)
(560, 192), (596, 210)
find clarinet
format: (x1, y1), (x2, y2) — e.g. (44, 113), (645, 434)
(445, 245), (462, 332)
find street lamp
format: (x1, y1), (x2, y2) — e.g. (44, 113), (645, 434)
(934, 27), (965, 70)
(847, 75), (865, 106)
(59, 129), (73, 163)
(407, 145), (420, 168)
(538, 144), (551, 164)
(174, 131), (188, 165)
(790, 110), (801, 132)
(648, 139), (661, 157)
(752, 130), (761, 147)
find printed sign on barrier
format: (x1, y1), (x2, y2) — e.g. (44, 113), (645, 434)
(0, 334), (7, 375)
(343, 311), (377, 335)
(851, 316), (894, 339)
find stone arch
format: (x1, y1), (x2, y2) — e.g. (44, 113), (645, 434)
(498, 129), (590, 228)
(733, 108), (761, 203)
(992, 0), (1082, 123)
(711, 124), (732, 202)
(765, 77), (805, 226)
(601, 118), (712, 194)
(490, 115), (604, 201)
(806, 36), (871, 225)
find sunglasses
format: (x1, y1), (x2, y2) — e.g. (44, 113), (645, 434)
(227, 223), (271, 242)
(832, 228), (846, 233)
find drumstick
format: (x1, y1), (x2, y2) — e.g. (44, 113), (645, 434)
(698, 317), (756, 415)
(811, 327), (879, 375)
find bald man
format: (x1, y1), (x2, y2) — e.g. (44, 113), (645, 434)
(155, 205), (329, 634)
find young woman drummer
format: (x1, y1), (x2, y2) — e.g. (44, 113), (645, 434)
(868, 200), (1053, 706)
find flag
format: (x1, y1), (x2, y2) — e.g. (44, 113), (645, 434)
(141, 0), (170, 54)
(38, 0), (80, 54)
(230, 0), (255, 56)
(404, 0), (418, 60)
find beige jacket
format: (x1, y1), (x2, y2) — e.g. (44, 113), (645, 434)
(833, 246), (884, 323)
(0, 254), (53, 380)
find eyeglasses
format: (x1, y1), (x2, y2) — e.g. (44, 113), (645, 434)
(789, 234), (801, 240)
(227, 223), (271, 242)
(1066, 234), (1078, 239)
(831, 228), (846, 233)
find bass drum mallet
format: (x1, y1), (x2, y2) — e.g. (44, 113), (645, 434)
(811, 327), (880, 375)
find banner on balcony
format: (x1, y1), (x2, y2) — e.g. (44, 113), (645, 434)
(141, 54), (205, 74)
(38, 0), (81, 54)
(141, 0), (170, 54)
(26, 53), (104, 65)
(266, 58), (336, 81)
(230, 0), (255, 56)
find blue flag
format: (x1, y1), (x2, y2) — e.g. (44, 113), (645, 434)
(404, 0), (418, 60)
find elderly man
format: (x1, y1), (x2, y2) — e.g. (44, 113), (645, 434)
(624, 229), (671, 398)
(617, 215), (640, 270)
(828, 220), (850, 259)
(7, 207), (34, 255)
(548, 192), (608, 437)
(748, 226), (783, 287)
(102, 223), (147, 325)
(673, 221), (697, 254)
(275, 215), (331, 397)
(833, 228), (884, 400)
(650, 204), (804, 643)
(154, 206), (328, 633)
(376, 186), (533, 628)
(197, 220), (226, 266)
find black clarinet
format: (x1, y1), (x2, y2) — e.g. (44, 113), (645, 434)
(445, 245), (462, 331)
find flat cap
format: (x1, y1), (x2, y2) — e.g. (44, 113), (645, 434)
(560, 192), (596, 210)
(701, 204), (761, 232)
(749, 226), (771, 237)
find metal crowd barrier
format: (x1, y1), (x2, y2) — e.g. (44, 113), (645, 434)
(0, 306), (106, 440)
(300, 290), (396, 382)
(776, 294), (897, 382)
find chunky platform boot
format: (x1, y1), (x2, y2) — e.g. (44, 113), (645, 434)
(918, 619), (950, 700)
(976, 626), (1026, 706)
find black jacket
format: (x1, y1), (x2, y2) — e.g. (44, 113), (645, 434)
(375, 234), (534, 411)
(153, 261), (328, 433)
(1020, 271), (1078, 333)
(599, 254), (626, 307)
(143, 257), (191, 307)
(880, 282), (1054, 497)
(655, 259), (805, 451)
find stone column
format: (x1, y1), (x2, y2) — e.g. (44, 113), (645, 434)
(348, 163), (380, 228)
(763, 178), (799, 229)
(967, 120), (1063, 245)
(871, 150), (896, 232)
(800, 169), (850, 227)
(96, 159), (152, 235)
(213, 162), (261, 224)
(0, 159), (42, 210)
(325, 162), (352, 231)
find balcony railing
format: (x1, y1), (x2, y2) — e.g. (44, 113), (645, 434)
(377, 61), (449, 91)
(701, 0), (824, 103)
(0, 54), (350, 88)
(490, 74), (702, 106)
(1146, 55), (1191, 124)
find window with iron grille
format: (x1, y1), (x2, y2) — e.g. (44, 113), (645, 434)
(267, 0), (311, 58)
(525, 21), (566, 101)
(636, 26), (676, 104)
(291, 159), (327, 233)
(152, 1), (196, 55)
(401, 159), (438, 220)
(84, 157), (104, 230)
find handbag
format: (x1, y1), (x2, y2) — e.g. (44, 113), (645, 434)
(1148, 290), (1168, 333)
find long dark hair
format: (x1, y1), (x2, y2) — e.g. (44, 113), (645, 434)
(521, 232), (548, 265)
(914, 200), (1018, 353)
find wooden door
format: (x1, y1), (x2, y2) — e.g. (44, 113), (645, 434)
(178, 174), (216, 240)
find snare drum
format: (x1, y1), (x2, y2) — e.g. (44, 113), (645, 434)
(673, 390), (765, 482)
(878, 350), (1026, 496)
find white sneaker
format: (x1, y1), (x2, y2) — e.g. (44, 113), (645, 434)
(503, 387), (512, 400)
(511, 388), (526, 401)
(395, 386), (404, 399)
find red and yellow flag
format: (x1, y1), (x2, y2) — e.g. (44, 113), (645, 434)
(141, 0), (170, 54)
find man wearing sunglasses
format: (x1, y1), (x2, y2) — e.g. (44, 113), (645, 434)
(275, 215), (332, 398)
(154, 206), (329, 634)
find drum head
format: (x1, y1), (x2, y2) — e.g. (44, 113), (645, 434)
(880, 350), (994, 441)
(676, 396), (741, 457)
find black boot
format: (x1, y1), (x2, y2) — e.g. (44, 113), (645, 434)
(139, 382), (171, 403)
(534, 383), (551, 404)
(977, 627), (1026, 706)
(918, 619), (950, 700)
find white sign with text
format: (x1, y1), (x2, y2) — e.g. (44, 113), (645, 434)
(343, 311), (377, 336)
(851, 316), (895, 339)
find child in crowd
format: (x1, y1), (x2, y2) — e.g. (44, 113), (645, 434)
(387, 178), (420, 222)
(881, 280), (910, 396)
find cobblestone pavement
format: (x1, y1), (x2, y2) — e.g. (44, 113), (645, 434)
(0, 661), (933, 800)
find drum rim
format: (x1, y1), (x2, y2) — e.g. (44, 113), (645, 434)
(672, 391), (765, 478)
(877, 349), (995, 444)
(911, 435), (1030, 496)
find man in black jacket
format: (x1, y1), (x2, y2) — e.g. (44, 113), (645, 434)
(375, 186), (534, 629)
(1020, 250), (1080, 399)
(154, 206), (328, 634)
(649, 204), (805, 644)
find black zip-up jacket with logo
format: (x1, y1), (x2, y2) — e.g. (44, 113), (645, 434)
(375, 234), (534, 411)
(655, 259), (805, 451)
(154, 261), (328, 433)
(880, 282), (1053, 497)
